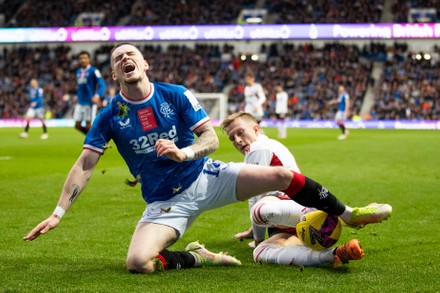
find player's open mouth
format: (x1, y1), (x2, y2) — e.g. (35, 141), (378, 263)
(123, 64), (135, 73)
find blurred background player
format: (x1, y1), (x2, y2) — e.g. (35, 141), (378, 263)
(101, 87), (117, 109)
(73, 51), (106, 134)
(251, 196), (364, 269)
(275, 84), (289, 139)
(19, 78), (48, 140)
(243, 72), (266, 127)
(220, 112), (392, 247)
(328, 85), (350, 140)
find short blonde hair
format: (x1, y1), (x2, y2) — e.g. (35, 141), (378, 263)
(220, 112), (258, 132)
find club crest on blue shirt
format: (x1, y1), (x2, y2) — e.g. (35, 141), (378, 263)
(160, 102), (174, 118)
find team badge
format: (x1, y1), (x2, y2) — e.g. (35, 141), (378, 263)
(160, 102), (174, 118)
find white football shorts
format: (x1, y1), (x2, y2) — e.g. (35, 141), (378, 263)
(139, 159), (245, 237)
(25, 107), (45, 119)
(335, 110), (347, 121)
(73, 104), (92, 122)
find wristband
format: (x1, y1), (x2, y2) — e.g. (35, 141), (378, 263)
(181, 147), (195, 161)
(53, 206), (66, 218)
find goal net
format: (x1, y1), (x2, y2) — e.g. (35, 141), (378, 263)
(194, 93), (227, 125)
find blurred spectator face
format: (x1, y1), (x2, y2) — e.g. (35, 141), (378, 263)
(79, 53), (91, 68)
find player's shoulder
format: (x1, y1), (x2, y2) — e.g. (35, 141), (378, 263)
(153, 82), (187, 94)
(88, 65), (102, 76)
(253, 135), (288, 152)
(250, 135), (274, 150)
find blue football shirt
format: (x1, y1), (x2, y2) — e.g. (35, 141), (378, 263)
(337, 92), (349, 111)
(29, 86), (44, 109)
(84, 82), (209, 203)
(76, 65), (106, 106)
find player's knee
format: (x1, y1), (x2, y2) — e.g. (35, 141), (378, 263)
(272, 167), (293, 189)
(253, 243), (271, 263)
(251, 202), (270, 227)
(126, 255), (155, 274)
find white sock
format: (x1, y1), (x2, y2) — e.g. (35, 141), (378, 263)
(251, 200), (315, 228)
(254, 243), (334, 266)
(339, 206), (353, 222)
(189, 251), (202, 267)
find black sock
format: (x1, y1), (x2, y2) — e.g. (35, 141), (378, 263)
(288, 176), (346, 216)
(157, 249), (196, 270)
(42, 123), (47, 133)
(25, 123), (29, 132)
(339, 123), (346, 133)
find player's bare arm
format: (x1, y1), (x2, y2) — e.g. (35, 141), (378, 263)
(23, 149), (101, 241)
(155, 121), (219, 162)
(190, 121), (219, 159)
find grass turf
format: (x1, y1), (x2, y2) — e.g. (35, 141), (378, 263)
(0, 127), (439, 292)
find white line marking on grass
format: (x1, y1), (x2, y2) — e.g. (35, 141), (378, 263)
(0, 156), (12, 160)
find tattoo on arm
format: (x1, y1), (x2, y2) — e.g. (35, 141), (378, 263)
(69, 184), (80, 203)
(192, 123), (219, 159)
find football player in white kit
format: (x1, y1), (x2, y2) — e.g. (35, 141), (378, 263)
(243, 72), (266, 124)
(221, 112), (390, 267)
(274, 84), (289, 139)
(250, 195), (364, 269)
(222, 111), (301, 248)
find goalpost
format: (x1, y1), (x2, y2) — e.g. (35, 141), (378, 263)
(194, 93), (227, 124)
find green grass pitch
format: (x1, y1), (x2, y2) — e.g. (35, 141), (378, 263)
(1, 127), (439, 292)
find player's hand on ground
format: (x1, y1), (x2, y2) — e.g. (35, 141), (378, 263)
(155, 139), (186, 162)
(248, 239), (264, 248)
(234, 227), (254, 240)
(23, 215), (61, 241)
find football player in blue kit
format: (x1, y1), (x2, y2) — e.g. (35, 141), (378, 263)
(74, 51), (106, 134)
(328, 85), (350, 140)
(24, 43), (391, 274)
(19, 78), (48, 140)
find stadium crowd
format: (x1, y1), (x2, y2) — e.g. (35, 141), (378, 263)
(1, 41), (439, 121)
(372, 45), (440, 120)
(0, 0), (439, 121)
(1, 0), (438, 27)
(267, 0), (384, 24)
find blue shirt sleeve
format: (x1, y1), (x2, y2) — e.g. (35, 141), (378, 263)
(83, 106), (113, 154)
